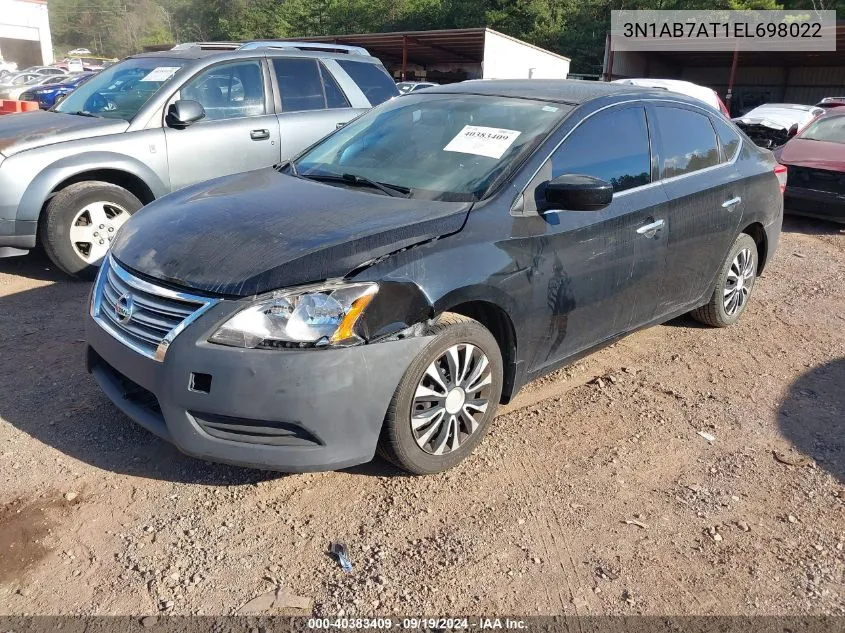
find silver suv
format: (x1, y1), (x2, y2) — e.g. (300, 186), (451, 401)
(0, 41), (399, 277)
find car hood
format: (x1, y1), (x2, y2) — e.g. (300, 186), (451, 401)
(110, 169), (472, 297)
(733, 108), (816, 131)
(778, 138), (845, 172)
(0, 110), (127, 157)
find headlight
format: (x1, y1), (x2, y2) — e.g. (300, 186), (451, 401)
(208, 281), (378, 349)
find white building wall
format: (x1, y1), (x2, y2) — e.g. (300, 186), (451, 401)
(0, 0), (53, 65)
(482, 29), (569, 80)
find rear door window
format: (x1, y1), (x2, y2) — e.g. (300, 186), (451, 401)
(336, 59), (399, 105)
(712, 117), (742, 162)
(273, 58), (350, 112)
(551, 106), (651, 193)
(654, 106), (720, 178)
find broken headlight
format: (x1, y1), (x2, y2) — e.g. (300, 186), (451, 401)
(208, 282), (378, 349)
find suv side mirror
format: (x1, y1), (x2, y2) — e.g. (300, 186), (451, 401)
(539, 174), (613, 212)
(166, 100), (205, 129)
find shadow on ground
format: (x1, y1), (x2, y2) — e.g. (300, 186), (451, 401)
(781, 214), (843, 236)
(777, 357), (845, 484)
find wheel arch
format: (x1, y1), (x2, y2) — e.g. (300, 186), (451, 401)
(741, 221), (768, 274)
(17, 152), (168, 238)
(436, 295), (519, 404)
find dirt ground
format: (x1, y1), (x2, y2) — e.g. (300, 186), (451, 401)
(0, 217), (842, 617)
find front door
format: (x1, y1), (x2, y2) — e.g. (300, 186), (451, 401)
(509, 105), (670, 372)
(164, 59), (281, 191)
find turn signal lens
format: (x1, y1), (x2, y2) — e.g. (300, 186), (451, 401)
(330, 293), (376, 344)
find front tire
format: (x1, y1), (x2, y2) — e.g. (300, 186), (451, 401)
(691, 233), (758, 328)
(40, 181), (142, 279)
(378, 313), (504, 475)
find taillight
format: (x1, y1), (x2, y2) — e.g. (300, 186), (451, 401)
(774, 164), (788, 193)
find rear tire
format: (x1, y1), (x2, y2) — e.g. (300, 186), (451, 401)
(691, 233), (758, 328)
(377, 313), (503, 475)
(40, 181), (142, 279)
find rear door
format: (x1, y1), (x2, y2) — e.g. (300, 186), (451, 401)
(271, 58), (363, 160)
(649, 104), (745, 315)
(164, 58), (281, 191)
(514, 104), (671, 371)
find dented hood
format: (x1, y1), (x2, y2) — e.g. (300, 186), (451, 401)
(111, 169), (471, 297)
(0, 110), (127, 156)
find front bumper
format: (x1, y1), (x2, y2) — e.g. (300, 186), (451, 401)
(85, 303), (432, 472)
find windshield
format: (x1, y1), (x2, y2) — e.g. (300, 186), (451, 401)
(55, 57), (185, 120)
(799, 115), (845, 144)
(294, 94), (569, 201)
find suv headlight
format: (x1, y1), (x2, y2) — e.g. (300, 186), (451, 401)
(209, 281), (378, 349)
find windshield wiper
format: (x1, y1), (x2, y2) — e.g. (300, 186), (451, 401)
(301, 172), (410, 198)
(67, 110), (99, 118)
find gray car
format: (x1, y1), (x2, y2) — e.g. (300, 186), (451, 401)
(0, 42), (399, 276)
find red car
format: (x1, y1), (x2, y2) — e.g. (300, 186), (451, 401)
(776, 106), (845, 223)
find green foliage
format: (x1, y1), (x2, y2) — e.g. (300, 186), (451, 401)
(48, 0), (802, 73)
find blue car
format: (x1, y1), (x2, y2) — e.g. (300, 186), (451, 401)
(19, 72), (96, 109)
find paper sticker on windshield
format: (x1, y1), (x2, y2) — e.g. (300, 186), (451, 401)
(444, 126), (522, 159)
(140, 66), (180, 82)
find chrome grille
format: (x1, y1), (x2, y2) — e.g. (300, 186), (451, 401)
(92, 257), (218, 361)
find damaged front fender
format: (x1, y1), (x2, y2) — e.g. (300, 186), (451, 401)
(355, 280), (434, 342)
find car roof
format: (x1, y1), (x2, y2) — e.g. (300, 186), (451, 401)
(130, 48), (383, 64)
(424, 79), (699, 106)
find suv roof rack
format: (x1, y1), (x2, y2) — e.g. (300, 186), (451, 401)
(238, 40), (370, 56)
(171, 42), (243, 51)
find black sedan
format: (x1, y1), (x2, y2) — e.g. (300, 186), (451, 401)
(85, 80), (783, 475)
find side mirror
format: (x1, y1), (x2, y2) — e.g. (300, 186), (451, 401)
(166, 100), (205, 129)
(539, 174), (614, 212)
(787, 124), (799, 139)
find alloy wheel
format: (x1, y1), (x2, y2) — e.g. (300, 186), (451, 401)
(724, 247), (755, 316)
(69, 201), (131, 264)
(411, 344), (493, 455)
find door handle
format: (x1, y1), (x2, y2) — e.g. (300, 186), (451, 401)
(250, 129), (270, 141)
(636, 219), (665, 235)
(722, 196), (742, 209)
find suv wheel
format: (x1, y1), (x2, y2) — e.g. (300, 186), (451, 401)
(691, 233), (758, 327)
(378, 313), (503, 475)
(40, 181), (142, 279)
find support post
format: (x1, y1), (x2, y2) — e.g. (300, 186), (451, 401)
(401, 35), (408, 81)
(725, 47), (739, 114)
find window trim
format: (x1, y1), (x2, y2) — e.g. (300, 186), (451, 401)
(518, 98), (741, 205)
(161, 57), (272, 127)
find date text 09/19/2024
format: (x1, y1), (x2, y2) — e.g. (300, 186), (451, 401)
(306, 618), (528, 629)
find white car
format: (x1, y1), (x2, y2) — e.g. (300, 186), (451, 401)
(612, 78), (729, 115)
(733, 103), (824, 148)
